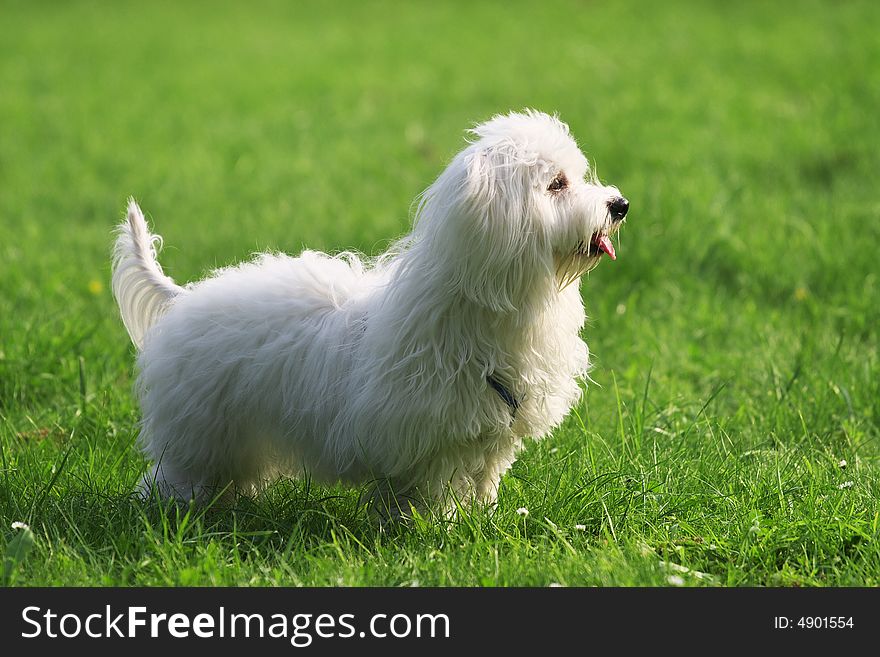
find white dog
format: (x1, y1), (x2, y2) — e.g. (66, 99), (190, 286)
(112, 110), (628, 516)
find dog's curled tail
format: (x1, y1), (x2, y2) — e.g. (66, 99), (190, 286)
(111, 199), (185, 349)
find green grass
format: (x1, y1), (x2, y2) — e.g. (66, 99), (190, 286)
(1, 0), (878, 586)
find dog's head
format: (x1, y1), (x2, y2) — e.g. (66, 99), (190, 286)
(413, 110), (628, 312)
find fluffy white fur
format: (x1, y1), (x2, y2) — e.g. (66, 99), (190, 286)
(111, 110), (627, 517)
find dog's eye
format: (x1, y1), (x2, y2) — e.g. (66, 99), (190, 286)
(547, 173), (568, 192)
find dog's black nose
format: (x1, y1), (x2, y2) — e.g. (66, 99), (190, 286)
(608, 196), (629, 222)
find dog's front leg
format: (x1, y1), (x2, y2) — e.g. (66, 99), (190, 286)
(364, 477), (457, 523)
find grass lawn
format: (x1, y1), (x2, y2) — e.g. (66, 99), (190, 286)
(1, 0), (878, 586)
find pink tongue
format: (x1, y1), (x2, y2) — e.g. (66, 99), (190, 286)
(593, 235), (616, 260)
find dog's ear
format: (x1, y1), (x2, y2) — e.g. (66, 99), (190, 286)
(448, 146), (546, 312)
(412, 145), (549, 313)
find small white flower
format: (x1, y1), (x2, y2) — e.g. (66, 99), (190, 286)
(838, 480), (854, 490)
(575, 524), (586, 531)
(11, 521), (30, 531)
(548, 582), (563, 587)
(667, 575), (685, 586)
(516, 507), (529, 517)
(838, 459), (847, 469)
(616, 303), (626, 315)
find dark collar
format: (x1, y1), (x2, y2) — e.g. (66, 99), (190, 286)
(487, 374), (520, 416)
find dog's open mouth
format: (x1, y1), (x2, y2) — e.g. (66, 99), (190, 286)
(578, 233), (616, 261)
(556, 231), (618, 289)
